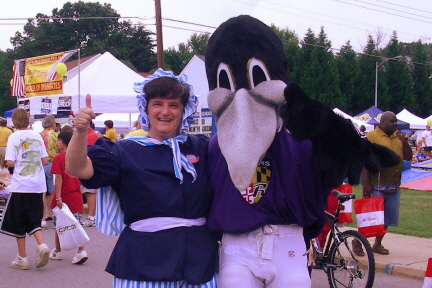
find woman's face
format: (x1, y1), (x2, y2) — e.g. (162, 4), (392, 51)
(147, 97), (184, 140)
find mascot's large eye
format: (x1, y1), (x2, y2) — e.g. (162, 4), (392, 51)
(217, 63), (235, 92)
(247, 58), (270, 89)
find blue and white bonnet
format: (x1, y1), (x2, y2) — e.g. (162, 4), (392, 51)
(133, 68), (199, 132)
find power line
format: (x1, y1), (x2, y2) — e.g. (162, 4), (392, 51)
(0, 9), (430, 65)
(162, 18), (217, 29)
(279, 38), (432, 67)
(0, 16), (152, 21)
(232, 0), (430, 47)
(354, 0), (432, 20)
(262, 0), (430, 41)
(162, 25), (211, 34)
(376, 0), (432, 14)
(335, 0), (432, 24)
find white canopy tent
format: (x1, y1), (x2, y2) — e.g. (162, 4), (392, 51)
(181, 55), (209, 109)
(26, 51), (145, 115)
(333, 108), (374, 132)
(396, 109), (427, 130)
(93, 113), (140, 128)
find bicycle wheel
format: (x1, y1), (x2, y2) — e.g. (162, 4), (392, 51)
(327, 230), (375, 288)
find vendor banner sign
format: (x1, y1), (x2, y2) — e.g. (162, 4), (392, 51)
(18, 99), (30, 113)
(23, 50), (75, 97)
(57, 96), (72, 113)
(41, 99), (52, 114)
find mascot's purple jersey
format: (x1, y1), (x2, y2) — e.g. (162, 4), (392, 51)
(207, 130), (331, 240)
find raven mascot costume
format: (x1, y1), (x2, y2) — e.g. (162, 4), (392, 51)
(205, 15), (399, 287)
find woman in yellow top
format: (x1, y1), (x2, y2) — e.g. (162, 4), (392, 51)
(103, 120), (117, 142)
(125, 120), (148, 138)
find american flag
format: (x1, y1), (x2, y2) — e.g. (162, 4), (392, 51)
(45, 50), (76, 81)
(10, 60), (25, 97)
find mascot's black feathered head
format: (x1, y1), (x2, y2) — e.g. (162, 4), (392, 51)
(205, 15), (400, 190)
(205, 15), (290, 191)
(206, 15), (289, 90)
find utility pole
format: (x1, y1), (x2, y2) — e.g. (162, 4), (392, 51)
(155, 0), (164, 69)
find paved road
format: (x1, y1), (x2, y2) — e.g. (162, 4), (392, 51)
(0, 221), (116, 288)
(0, 220), (425, 288)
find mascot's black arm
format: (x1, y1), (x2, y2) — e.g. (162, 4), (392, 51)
(281, 82), (401, 188)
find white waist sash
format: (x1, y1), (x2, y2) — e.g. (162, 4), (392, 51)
(130, 217), (206, 232)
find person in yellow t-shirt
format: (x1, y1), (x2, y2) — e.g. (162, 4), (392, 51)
(0, 118), (12, 154)
(103, 120), (117, 142)
(125, 120), (148, 138)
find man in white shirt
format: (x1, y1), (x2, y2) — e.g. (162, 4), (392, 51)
(422, 125), (432, 157)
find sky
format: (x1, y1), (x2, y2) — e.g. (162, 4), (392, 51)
(0, 0), (431, 54)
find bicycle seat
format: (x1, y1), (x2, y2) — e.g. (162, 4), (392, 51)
(332, 190), (355, 202)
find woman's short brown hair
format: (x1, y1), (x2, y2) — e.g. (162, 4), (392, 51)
(104, 120), (114, 129)
(11, 108), (29, 129)
(144, 77), (189, 112)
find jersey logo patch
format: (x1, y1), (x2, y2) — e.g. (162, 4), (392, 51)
(240, 159), (271, 205)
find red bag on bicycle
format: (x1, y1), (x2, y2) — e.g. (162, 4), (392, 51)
(325, 184), (353, 224)
(335, 184), (353, 223)
(353, 196), (386, 238)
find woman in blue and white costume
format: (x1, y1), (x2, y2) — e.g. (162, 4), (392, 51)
(66, 69), (219, 288)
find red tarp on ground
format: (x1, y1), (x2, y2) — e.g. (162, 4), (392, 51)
(400, 175), (432, 191)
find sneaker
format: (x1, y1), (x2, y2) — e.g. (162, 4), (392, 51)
(72, 250), (88, 265)
(10, 255), (29, 270)
(35, 243), (50, 268)
(82, 218), (95, 227)
(49, 248), (63, 260)
(41, 221), (47, 229)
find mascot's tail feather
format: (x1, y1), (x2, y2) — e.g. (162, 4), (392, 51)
(281, 82), (400, 188)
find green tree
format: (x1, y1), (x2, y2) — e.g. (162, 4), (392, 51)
(336, 41), (358, 114)
(382, 32), (414, 113)
(187, 33), (209, 55)
(164, 33), (209, 75)
(0, 50), (16, 116)
(270, 25), (300, 80)
(354, 35), (380, 113)
(9, 1), (156, 71)
(164, 43), (192, 75)
(298, 27), (342, 107)
(411, 41), (432, 117)
(297, 28), (317, 97)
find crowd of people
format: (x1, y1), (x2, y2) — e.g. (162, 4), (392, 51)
(0, 113), (116, 271)
(0, 78), (427, 288)
(1, 12), (429, 288)
(0, 90), (428, 288)
(408, 125), (432, 164)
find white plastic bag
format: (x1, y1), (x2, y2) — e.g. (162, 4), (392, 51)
(53, 203), (90, 250)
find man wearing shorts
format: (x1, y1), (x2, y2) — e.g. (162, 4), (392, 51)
(1, 109), (51, 270)
(361, 111), (412, 255)
(422, 125), (432, 158)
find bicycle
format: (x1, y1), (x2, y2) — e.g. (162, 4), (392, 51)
(311, 190), (375, 288)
